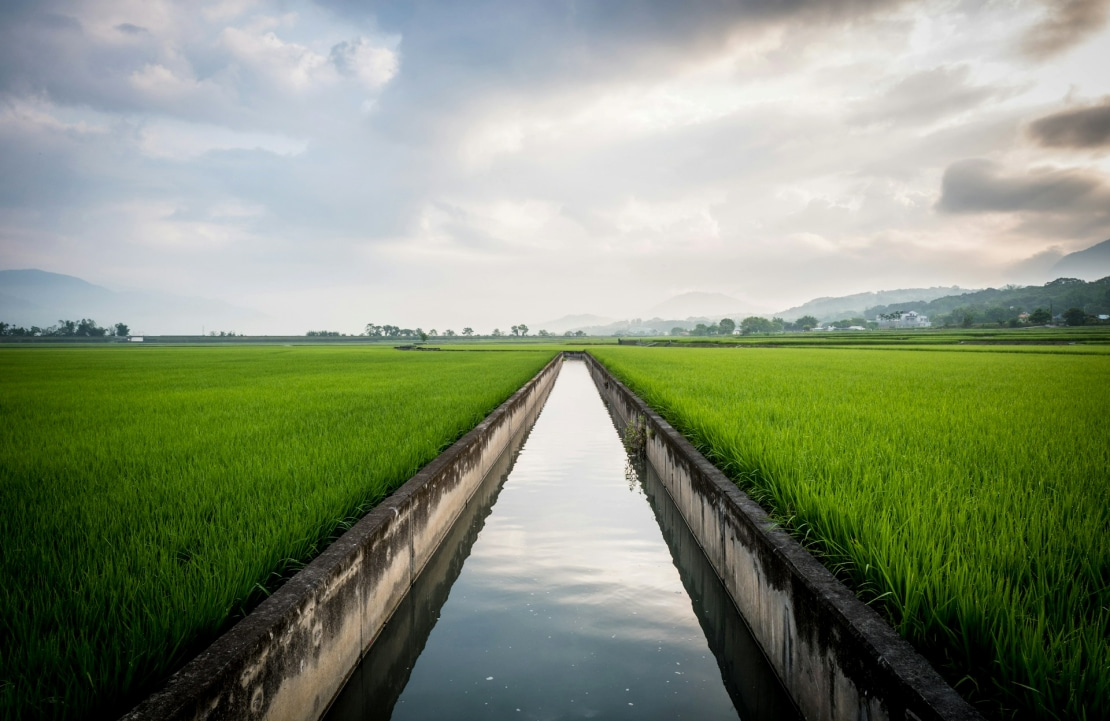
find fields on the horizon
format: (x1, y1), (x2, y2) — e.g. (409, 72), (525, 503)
(591, 345), (1109, 721)
(0, 346), (556, 721)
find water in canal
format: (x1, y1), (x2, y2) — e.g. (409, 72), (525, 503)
(326, 361), (799, 720)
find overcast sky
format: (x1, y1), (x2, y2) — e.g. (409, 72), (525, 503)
(1, 0), (1109, 333)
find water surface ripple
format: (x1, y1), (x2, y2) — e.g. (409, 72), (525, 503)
(326, 360), (799, 720)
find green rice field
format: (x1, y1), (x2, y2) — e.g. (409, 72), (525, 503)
(0, 346), (556, 721)
(591, 345), (1109, 720)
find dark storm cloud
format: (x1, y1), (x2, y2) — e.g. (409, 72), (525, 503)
(1021, 0), (1110, 59)
(1028, 100), (1110, 149)
(937, 159), (1110, 236)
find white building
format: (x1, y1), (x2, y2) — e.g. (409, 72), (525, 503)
(875, 310), (931, 329)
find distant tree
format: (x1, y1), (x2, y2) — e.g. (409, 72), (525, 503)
(573, 330), (586, 337)
(492, 328), (503, 337)
(0, 322), (8, 335)
(692, 323), (709, 336)
(1028, 308), (1052, 324)
(419, 330), (429, 342)
(670, 327), (684, 336)
(517, 324), (528, 336)
(444, 329), (456, 337)
(364, 323), (383, 337)
(718, 318), (736, 335)
(984, 306), (1011, 324)
(1063, 307), (1087, 326)
(828, 317), (866, 329)
(428, 329), (438, 336)
(740, 316), (774, 335)
(796, 315), (819, 331)
(510, 325), (520, 336)
(462, 327), (474, 337)
(943, 307), (975, 327)
(114, 322), (130, 337)
(55, 319), (77, 336)
(76, 319), (106, 337)
(538, 329), (550, 337)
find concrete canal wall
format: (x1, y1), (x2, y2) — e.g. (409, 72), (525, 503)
(584, 353), (982, 721)
(122, 354), (562, 721)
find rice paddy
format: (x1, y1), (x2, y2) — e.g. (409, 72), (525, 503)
(0, 346), (556, 721)
(590, 345), (1109, 720)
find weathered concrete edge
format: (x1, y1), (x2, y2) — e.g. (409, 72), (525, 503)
(121, 353), (563, 721)
(582, 352), (982, 721)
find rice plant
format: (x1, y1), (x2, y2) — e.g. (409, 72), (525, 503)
(591, 346), (1109, 720)
(0, 346), (555, 720)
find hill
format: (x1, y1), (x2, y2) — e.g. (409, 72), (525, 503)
(0, 269), (265, 334)
(647, 291), (759, 320)
(533, 313), (616, 334)
(1052, 239), (1110, 280)
(776, 286), (970, 323)
(866, 277), (1110, 324)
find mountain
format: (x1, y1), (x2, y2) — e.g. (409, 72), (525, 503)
(776, 286), (970, 323)
(647, 292), (758, 320)
(1051, 239), (1110, 280)
(0, 269), (266, 334)
(866, 277), (1110, 321)
(533, 313), (616, 334)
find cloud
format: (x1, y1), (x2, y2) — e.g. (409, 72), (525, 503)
(938, 159), (1110, 213)
(1021, 0), (1110, 59)
(1027, 99), (1110, 149)
(329, 38), (398, 89)
(850, 65), (1010, 127)
(221, 27), (333, 91)
(937, 158), (1110, 239)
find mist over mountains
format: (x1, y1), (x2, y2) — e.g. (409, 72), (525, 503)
(1051, 239), (1110, 280)
(0, 270), (264, 335)
(2, 239), (1107, 335)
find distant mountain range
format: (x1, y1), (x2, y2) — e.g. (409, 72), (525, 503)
(0, 269), (265, 334)
(534, 313), (617, 335)
(549, 238), (1110, 332)
(774, 287), (971, 324)
(646, 291), (760, 320)
(866, 276), (1109, 321)
(8, 238), (1108, 336)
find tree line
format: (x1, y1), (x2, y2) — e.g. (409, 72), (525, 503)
(0, 319), (129, 337)
(305, 324), (584, 339)
(672, 315), (822, 336)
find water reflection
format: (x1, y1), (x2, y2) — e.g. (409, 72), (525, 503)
(326, 361), (798, 721)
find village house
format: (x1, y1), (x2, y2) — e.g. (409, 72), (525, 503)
(875, 310), (931, 329)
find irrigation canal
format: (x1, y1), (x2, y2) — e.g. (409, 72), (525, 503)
(325, 361), (799, 720)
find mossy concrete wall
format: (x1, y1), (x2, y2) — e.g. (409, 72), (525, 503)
(122, 354), (562, 721)
(585, 353), (981, 721)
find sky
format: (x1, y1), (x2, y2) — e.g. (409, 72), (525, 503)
(1, 0), (1109, 333)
